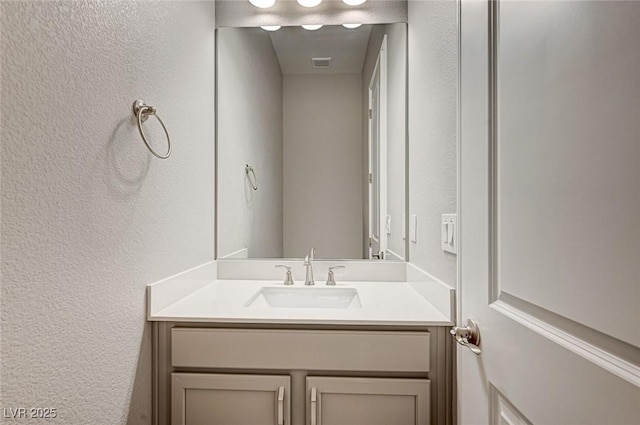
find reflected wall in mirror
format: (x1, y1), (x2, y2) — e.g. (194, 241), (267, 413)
(217, 23), (406, 261)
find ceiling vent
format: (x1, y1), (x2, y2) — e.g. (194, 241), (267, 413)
(311, 57), (332, 69)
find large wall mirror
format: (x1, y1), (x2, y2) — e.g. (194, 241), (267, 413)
(216, 21), (407, 261)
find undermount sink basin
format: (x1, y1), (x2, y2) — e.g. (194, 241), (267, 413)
(244, 287), (361, 309)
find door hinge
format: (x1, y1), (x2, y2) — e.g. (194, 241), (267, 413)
(368, 109), (372, 119)
(369, 173), (372, 183)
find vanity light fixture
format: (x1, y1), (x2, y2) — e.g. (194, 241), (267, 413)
(249, 0), (276, 8)
(342, 0), (367, 5)
(297, 0), (322, 8)
(342, 23), (362, 29)
(301, 24), (323, 31)
(260, 25), (282, 31)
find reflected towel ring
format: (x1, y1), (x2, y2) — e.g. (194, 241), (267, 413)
(245, 164), (258, 191)
(132, 99), (172, 159)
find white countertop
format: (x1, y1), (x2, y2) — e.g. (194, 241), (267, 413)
(151, 280), (450, 326)
(147, 261), (455, 327)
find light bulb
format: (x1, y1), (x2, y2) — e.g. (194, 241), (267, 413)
(342, 0), (367, 5)
(297, 0), (322, 8)
(249, 0), (276, 9)
(342, 23), (362, 29)
(260, 25), (282, 31)
(301, 24), (323, 31)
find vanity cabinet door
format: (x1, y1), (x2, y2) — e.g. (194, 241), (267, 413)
(172, 373), (290, 425)
(306, 377), (430, 425)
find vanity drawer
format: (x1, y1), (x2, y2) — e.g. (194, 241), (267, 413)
(171, 328), (430, 372)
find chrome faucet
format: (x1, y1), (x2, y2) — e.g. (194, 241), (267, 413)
(304, 247), (316, 286)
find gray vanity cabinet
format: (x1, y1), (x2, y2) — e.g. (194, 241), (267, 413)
(306, 377), (430, 425)
(153, 324), (453, 425)
(171, 373), (291, 425)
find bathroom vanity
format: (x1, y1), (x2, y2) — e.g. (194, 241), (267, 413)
(154, 11), (458, 423)
(149, 261), (455, 425)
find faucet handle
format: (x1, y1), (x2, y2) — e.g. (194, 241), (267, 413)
(326, 265), (346, 286)
(275, 265), (294, 286)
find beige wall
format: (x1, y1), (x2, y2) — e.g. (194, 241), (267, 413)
(283, 74), (363, 259)
(217, 28), (284, 259)
(0, 2), (215, 423)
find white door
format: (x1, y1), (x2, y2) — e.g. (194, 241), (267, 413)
(369, 36), (388, 260)
(457, 1), (640, 424)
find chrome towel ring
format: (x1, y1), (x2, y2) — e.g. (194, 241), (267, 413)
(132, 99), (172, 159)
(245, 164), (258, 191)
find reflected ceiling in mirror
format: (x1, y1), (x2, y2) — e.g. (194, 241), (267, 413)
(269, 24), (372, 74)
(216, 23), (407, 261)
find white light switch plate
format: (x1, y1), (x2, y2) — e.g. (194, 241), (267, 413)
(442, 213), (457, 254)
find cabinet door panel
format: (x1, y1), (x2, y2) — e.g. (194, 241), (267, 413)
(306, 377), (430, 425)
(172, 373), (290, 425)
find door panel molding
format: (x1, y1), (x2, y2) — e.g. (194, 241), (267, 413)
(491, 297), (640, 387)
(489, 384), (532, 425)
(486, 0), (640, 389)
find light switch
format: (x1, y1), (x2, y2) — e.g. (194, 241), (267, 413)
(386, 215), (391, 235)
(442, 213), (457, 254)
(410, 215), (418, 243)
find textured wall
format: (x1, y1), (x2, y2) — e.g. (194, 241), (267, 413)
(217, 28), (283, 259)
(283, 74), (363, 259)
(362, 23), (407, 261)
(0, 1), (215, 423)
(407, 0), (457, 284)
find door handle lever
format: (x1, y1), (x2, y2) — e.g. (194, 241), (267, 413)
(450, 318), (481, 355)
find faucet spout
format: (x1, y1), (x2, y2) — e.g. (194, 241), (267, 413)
(304, 249), (315, 286)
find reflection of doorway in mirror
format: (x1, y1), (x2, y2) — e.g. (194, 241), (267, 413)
(368, 35), (387, 260)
